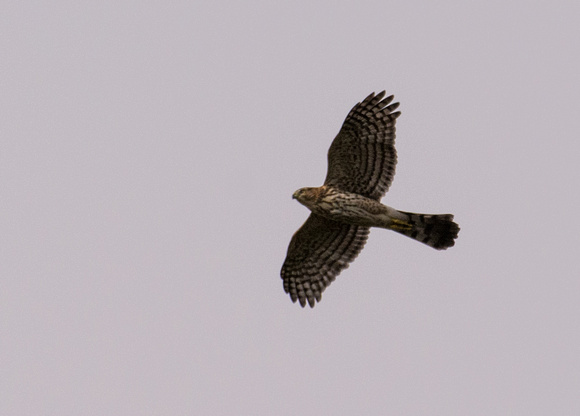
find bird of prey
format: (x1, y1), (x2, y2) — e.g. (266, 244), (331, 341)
(280, 91), (459, 308)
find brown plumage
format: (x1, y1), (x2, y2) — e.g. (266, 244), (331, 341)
(281, 91), (459, 308)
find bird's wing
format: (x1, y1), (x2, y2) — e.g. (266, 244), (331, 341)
(324, 91), (401, 200)
(280, 213), (370, 307)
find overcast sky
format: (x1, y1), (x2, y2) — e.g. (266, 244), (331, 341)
(2, 1), (580, 415)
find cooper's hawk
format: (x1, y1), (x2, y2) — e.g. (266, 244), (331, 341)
(281, 91), (459, 308)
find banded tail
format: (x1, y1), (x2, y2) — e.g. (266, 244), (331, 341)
(390, 211), (459, 250)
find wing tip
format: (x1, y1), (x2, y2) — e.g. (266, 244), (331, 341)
(362, 90), (399, 112)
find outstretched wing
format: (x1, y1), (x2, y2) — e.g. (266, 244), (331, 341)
(324, 91), (401, 200)
(280, 213), (370, 308)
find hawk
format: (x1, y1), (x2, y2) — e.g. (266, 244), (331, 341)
(281, 91), (459, 308)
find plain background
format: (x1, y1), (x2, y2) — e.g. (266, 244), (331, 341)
(2, 1), (580, 415)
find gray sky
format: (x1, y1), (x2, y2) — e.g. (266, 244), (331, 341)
(2, 1), (580, 415)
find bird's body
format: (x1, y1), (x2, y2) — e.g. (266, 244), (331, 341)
(281, 91), (459, 307)
(294, 185), (403, 227)
(293, 185), (458, 248)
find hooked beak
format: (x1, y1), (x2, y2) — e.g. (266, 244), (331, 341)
(292, 192), (297, 200)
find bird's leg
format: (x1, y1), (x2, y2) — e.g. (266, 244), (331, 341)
(389, 218), (413, 231)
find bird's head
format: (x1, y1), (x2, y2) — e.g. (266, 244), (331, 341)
(292, 187), (320, 208)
